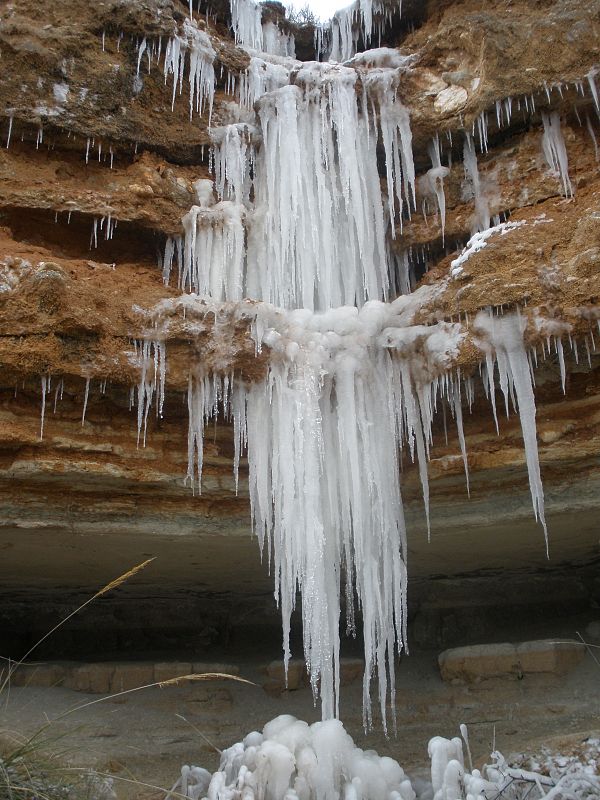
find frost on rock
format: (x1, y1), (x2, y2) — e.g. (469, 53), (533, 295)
(450, 220), (527, 278)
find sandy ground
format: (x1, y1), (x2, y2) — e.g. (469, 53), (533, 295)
(1, 650), (599, 798)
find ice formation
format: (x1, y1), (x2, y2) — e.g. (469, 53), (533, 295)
(473, 311), (548, 552)
(168, 718), (600, 800)
(128, 6), (592, 726)
(462, 133), (491, 234)
(168, 715), (416, 800)
(541, 111), (573, 197)
(171, 60), (415, 311)
(315, 1), (401, 63)
(164, 18), (216, 121)
(229, 0), (295, 56)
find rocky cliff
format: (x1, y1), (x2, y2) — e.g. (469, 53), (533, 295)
(1, 0), (599, 664)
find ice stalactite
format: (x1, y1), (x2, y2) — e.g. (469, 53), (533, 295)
(162, 235), (183, 286)
(541, 111), (573, 197)
(364, 66), (416, 237)
(261, 21), (296, 58)
(425, 136), (450, 243)
(5, 115), (13, 149)
(143, 292), (469, 726)
(164, 18), (216, 122)
(229, 0), (295, 56)
(81, 377), (91, 426)
(247, 65), (389, 310)
(315, 1), (400, 63)
(191, 62), (415, 310)
(238, 55), (293, 109)
(211, 123), (256, 203)
(588, 67), (599, 118)
(473, 311), (548, 552)
(137, 289), (575, 722)
(181, 198), (246, 300)
(230, 0), (263, 51)
(462, 132), (491, 234)
(40, 375), (48, 440)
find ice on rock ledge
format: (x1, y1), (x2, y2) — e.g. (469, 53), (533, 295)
(450, 220), (527, 278)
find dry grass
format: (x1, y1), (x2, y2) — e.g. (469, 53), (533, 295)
(0, 558), (251, 800)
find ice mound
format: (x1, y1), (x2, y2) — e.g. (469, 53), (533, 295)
(168, 715), (416, 800)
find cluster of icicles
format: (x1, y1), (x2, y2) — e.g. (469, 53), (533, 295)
(166, 715), (600, 800)
(163, 53), (417, 311)
(24, 0), (599, 732)
(129, 287), (589, 728)
(229, 0), (403, 64)
(125, 9), (598, 729)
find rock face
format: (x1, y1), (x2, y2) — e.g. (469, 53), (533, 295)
(438, 639), (586, 683)
(0, 0), (599, 661)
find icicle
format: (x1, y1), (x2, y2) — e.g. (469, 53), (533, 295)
(541, 112), (573, 197)
(588, 68), (599, 119)
(5, 115), (13, 149)
(40, 376), (47, 440)
(81, 377), (90, 425)
(586, 114), (599, 161)
(463, 132), (490, 234)
(474, 312), (548, 553)
(90, 218), (98, 249)
(164, 19), (216, 122)
(556, 337), (566, 393)
(425, 135), (449, 243)
(230, 0), (263, 51)
(452, 378), (470, 496)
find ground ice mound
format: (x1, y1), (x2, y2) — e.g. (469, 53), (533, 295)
(167, 714), (415, 800)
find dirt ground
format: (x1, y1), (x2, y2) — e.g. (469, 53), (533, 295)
(2, 649), (599, 798)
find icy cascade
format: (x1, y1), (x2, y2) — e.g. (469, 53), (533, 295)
(230, 0), (263, 50)
(541, 111), (574, 197)
(175, 62), (416, 310)
(315, 1), (399, 63)
(163, 18), (216, 121)
(140, 291), (472, 725)
(242, 312), (409, 726)
(238, 54), (295, 109)
(137, 295), (556, 721)
(230, 0), (295, 57)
